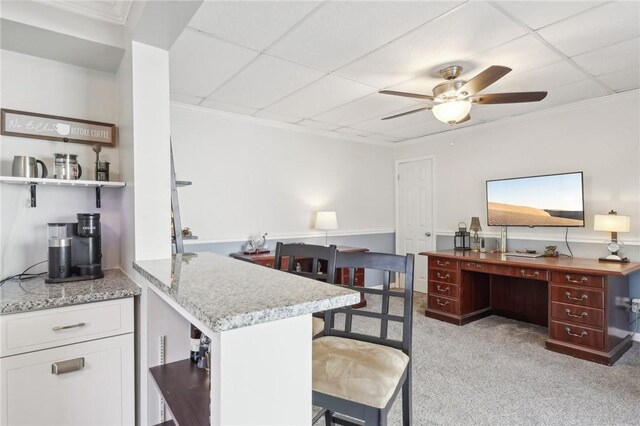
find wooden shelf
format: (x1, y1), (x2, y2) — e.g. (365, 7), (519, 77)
(149, 359), (210, 426)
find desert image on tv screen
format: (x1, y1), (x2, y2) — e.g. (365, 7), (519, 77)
(487, 173), (584, 227)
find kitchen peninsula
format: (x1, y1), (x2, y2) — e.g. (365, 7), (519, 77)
(133, 251), (359, 425)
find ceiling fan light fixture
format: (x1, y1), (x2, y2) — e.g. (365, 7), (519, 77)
(432, 100), (471, 125)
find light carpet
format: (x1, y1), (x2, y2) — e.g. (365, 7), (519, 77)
(315, 292), (640, 425)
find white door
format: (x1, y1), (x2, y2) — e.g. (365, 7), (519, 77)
(397, 158), (434, 293)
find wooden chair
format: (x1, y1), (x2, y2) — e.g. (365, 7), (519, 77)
(312, 251), (414, 426)
(274, 242), (338, 337)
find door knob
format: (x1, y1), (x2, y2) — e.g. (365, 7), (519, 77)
(425, 232), (431, 237)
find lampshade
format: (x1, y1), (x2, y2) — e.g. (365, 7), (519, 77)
(432, 100), (472, 125)
(594, 212), (630, 233)
(315, 211), (338, 230)
(469, 217), (482, 232)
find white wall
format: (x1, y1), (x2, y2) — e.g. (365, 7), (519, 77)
(170, 104), (395, 242)
(394, 91), (640, 248)
(0, 50), (121, 276)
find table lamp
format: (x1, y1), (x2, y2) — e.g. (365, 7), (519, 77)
(470, 217), (482, 252)
(594, 210), (630, 263)
(315, 211), (338, 246)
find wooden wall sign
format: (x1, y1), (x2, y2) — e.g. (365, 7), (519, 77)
(1, 109), (116, 147)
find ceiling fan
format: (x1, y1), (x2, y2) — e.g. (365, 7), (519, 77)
(379, 65), (547, 125)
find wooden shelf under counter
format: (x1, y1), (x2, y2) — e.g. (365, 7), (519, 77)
(149, 359), (210, 426)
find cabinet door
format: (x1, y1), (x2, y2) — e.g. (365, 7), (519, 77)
(1, 334), (134, 426)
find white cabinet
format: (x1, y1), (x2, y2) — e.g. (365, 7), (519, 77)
(0, 299), (135, 426)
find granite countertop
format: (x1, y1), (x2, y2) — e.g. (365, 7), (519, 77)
(0, 269), (141, 315)
(134, 252), (360, 332)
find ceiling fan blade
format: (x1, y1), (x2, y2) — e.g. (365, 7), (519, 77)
(471, 91), (548, 104)
(379, 90), (435, 101)
(455, 114), (471, 124)
(381, 106), (431, 120)
(457, 65), (512, 96)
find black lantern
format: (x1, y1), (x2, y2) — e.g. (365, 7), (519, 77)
(454, 222), (471, 251)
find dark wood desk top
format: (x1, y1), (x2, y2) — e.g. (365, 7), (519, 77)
(231, 246), (368, 262)
(420, 250), (640, 276)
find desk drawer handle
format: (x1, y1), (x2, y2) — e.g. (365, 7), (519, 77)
(565, 327), (587, 338)
(436, 272), (450, 280)
(565, 309), (588, 319)
(565, 275), (588, 284)
(520, 269), (540, 278)
(51, 357), (85, 375)
(436, 260), (450, 267)
(436, 299), (449, 307)
(467, 263), (482, 269)
(436, 285), (449, 293)
(52, 322), (86, 331)
(564, 292), (588, 302)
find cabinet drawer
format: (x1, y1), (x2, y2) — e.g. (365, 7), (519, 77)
(428, 281), (459, 299)
(428, 257), (458, 271)
(0, 333), (134, 426)
(551, 272), (604, 288)
(427, 295), (459, 315)
(551, 302), (604, 328)
(0, 298), (133, 357)
(550, 285), (604, 309)
(549, 320), (605, 350)
(428, 269), (458, 284)
(511, 267), (549, 281)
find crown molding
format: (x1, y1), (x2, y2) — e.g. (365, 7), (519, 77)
(34, 0), (133, 26)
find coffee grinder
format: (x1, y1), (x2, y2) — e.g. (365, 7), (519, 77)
(46, 213), (104, 283)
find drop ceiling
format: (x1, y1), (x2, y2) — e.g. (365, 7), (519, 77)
(170, 1), (640, 143)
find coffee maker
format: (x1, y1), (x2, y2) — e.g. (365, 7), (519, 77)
(46, 213), (104, 283)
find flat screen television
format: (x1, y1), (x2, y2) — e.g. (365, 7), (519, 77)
(486, 172), (585, 227)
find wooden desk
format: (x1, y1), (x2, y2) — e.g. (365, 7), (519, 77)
(420, 250), (640, 365)
(231, 246), (369, 308)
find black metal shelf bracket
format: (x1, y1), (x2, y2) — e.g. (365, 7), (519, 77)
(96, 186), (101, 208)
(30, 184), (36, 207)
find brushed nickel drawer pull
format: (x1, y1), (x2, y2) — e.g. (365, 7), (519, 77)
(565, 275), (588, 284)
(436, 285), (449, 293)
(565, 327), (587, 338)
(436, 299), (449, 307)
(436, 260), (450, 267)
(52, 322), (86, 331)
(51, 357), (85, 375)
(436, 272), (450, 280)
(564, 292), (588, 302)
(520, 269), (540, 278)
(565, 309), (588, 319)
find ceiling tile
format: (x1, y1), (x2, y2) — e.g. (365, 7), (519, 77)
(297, 119), (340, 131)
(571, 37), (640, 77)
(596, 67), (640, 92)
(367, 134), (405, 143)
(169, 30), (258, 97)
(264, 75), (376, 118)
(188, 1), (321, 51)
(313, 93), (421, 127)
(335, 2), (526, 88)
(537, 1), (640, 57)
(267, 1), (463, 72)
(207, 54), (324, 109)
(464, 35), (562, 79)
(253, 110), (302, 124)
(382, 118), (480, 140)
(495, 1), (605, 30)
(333, 127), (373, 137)
(171, 93), (204, 105)
(351, 107), (434, 134)
(200, 99), (259, 115)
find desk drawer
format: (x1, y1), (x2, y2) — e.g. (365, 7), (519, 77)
(512, 267), (549, 281)
(428, 257), (458, 271)
(551, 302), (604, 328)
(428, 269), (458, 284)
(550, 284), (604, 309)
(428, 281), (459, 299)
(461, 261), (489, 273)
(551, 272), (604, 288)
(0, 298), (133, 358)
(549, 320), (605, 350)
(427, 295), (459, 315)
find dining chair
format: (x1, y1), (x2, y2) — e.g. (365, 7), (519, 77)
(312, 251), (415, 426)
(274, 242), (338, 337)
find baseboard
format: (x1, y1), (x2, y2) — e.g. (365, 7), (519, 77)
(633, 333), (640, 343)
